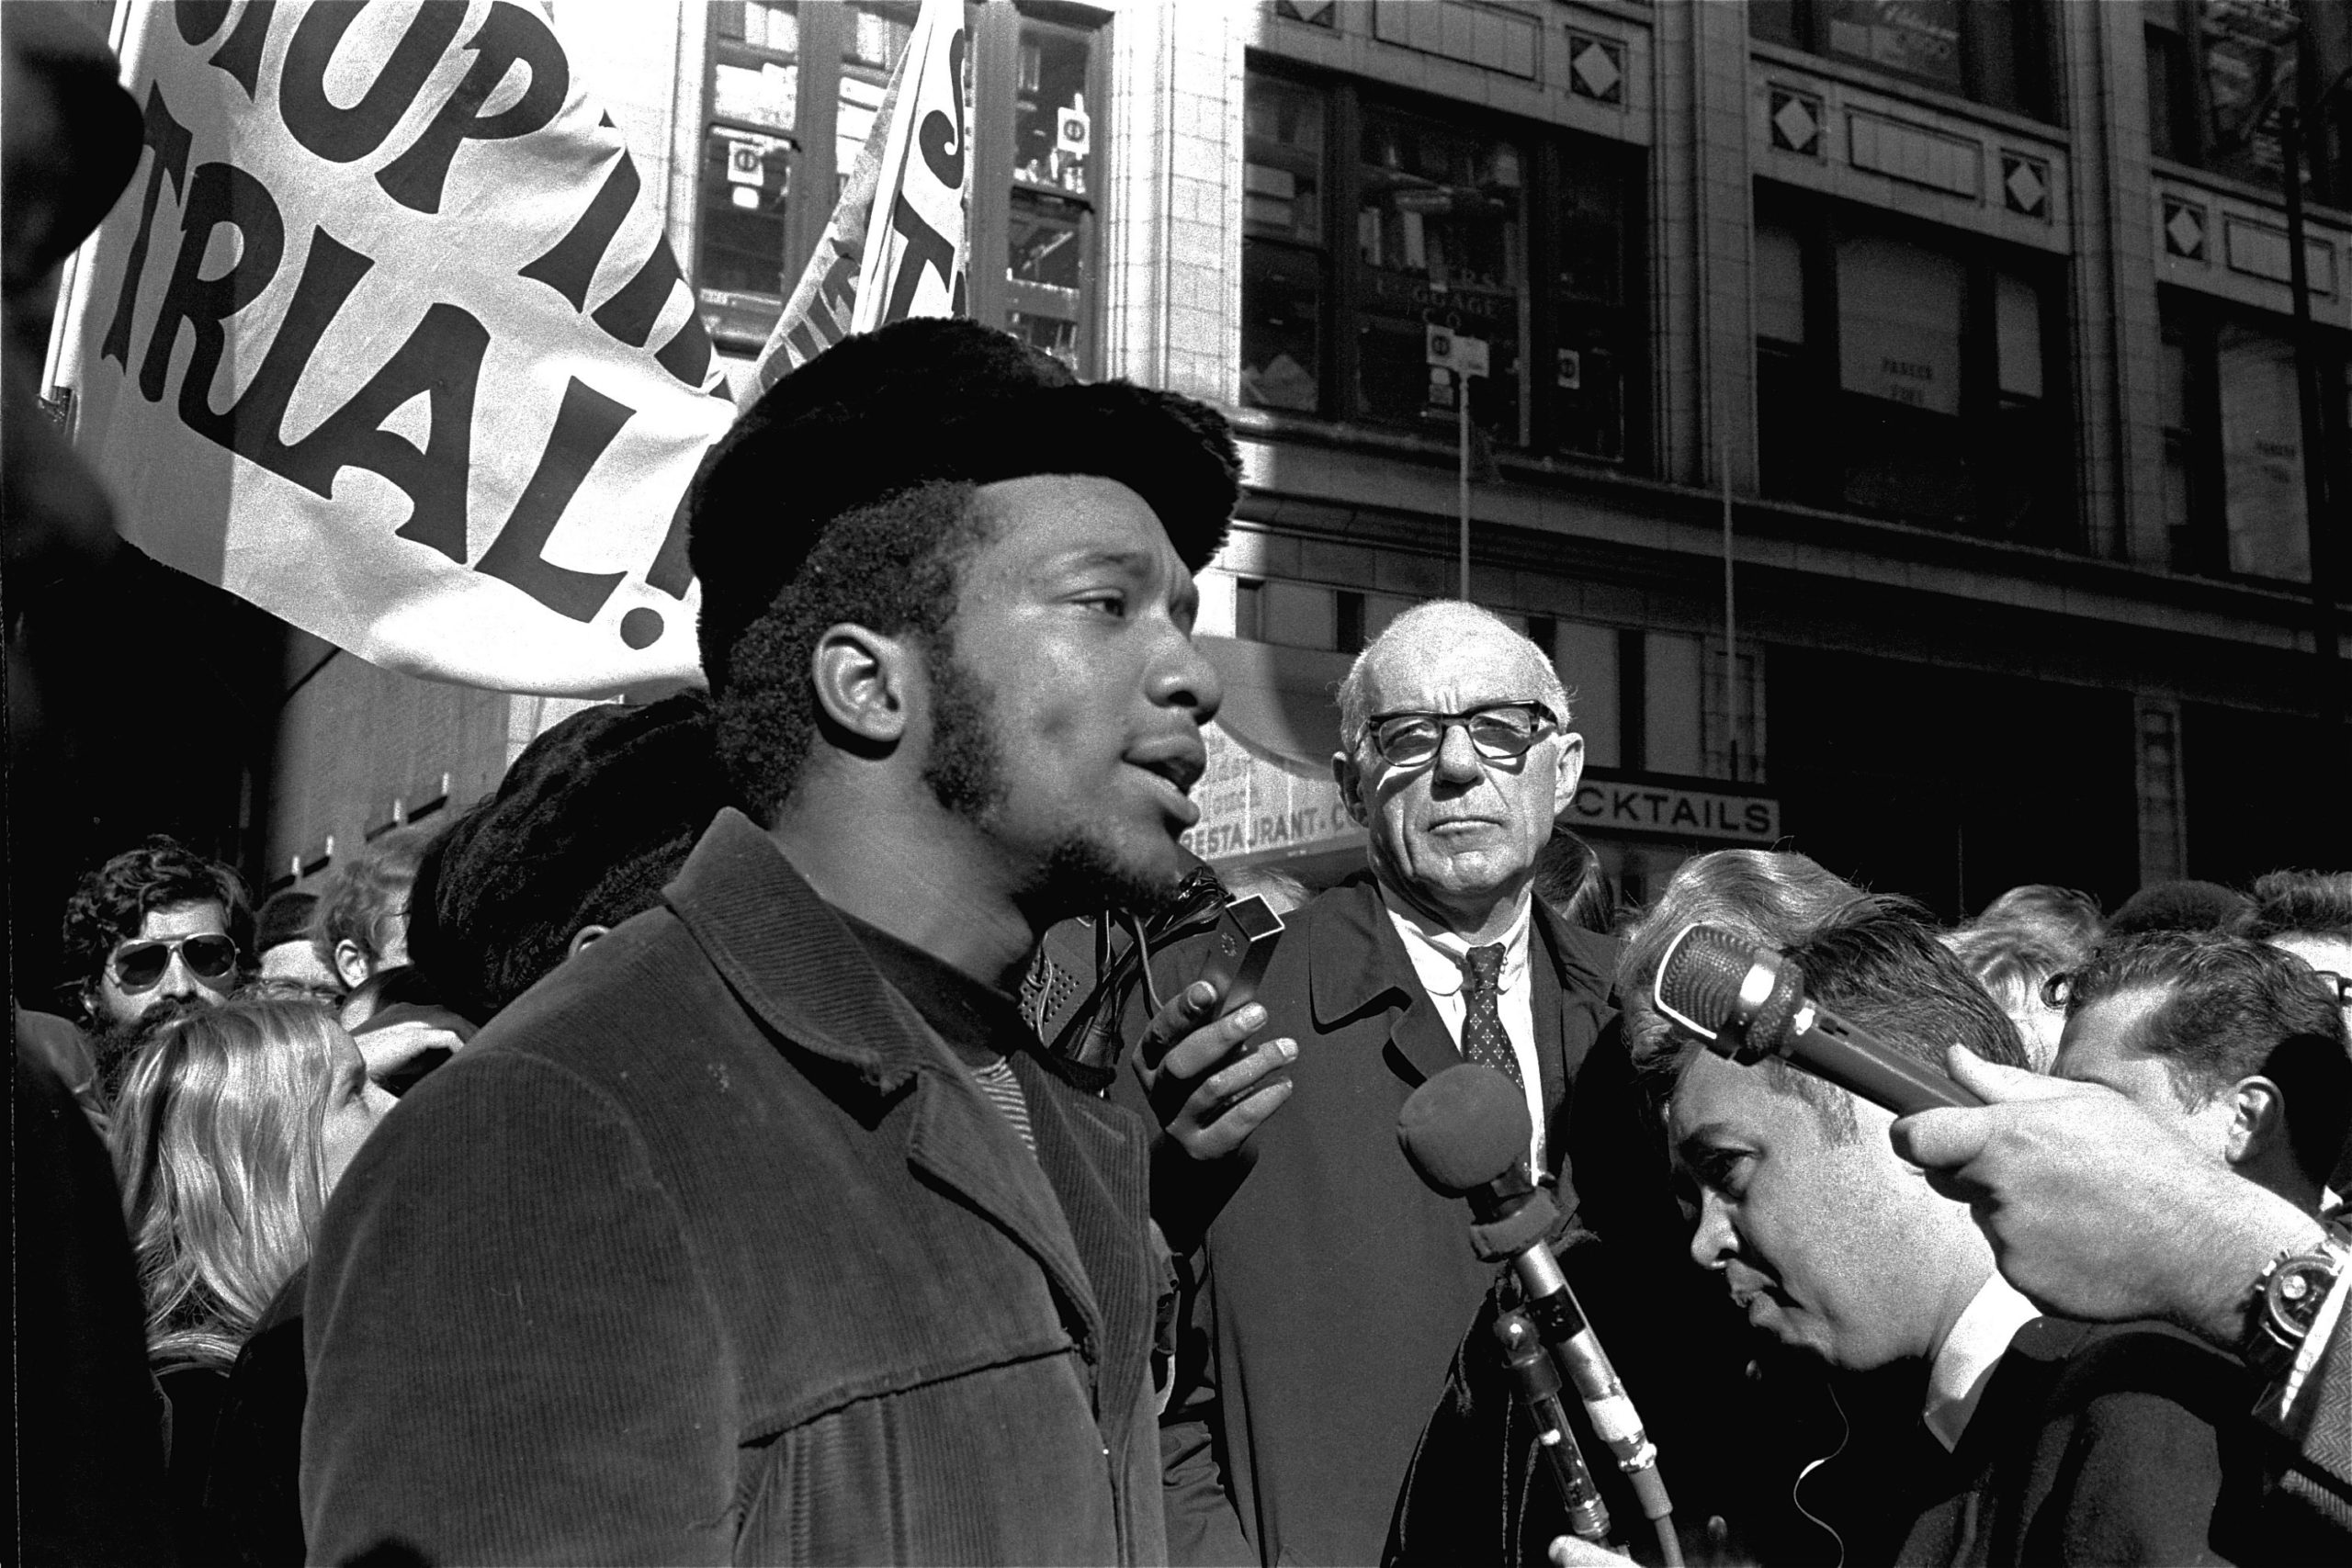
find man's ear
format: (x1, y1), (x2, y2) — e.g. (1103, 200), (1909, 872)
(2225, 1076), (2285, 1168)
(1551, 730), (1586, 817)
(332, 938), (372, 990)
(809, 622), (918, 745)
(566, 923), (612, 960)
(1331, 750), (1369, 826)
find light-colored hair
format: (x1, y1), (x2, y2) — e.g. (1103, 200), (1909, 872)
(109, 998), (347, 1369)
(1334, 600), (1570, 759)
(311, 824), (436, 980)
(1617, 850), (1871, 1089)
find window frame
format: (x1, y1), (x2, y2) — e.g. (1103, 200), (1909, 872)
(690, 1), (1113, 375)
(1751, 184), (2075, 547)
(1238, 57), (1650, 471)
(1749, 0), (2056, 123)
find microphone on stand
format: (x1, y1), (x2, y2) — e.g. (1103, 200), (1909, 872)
(1398, 1066), (1679, 1564)
(1652, 922), (1983, 1116)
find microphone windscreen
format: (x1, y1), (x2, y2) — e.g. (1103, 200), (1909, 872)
(1653, 923), (1762, 1039)
(1397, 1065), (1531, 1198)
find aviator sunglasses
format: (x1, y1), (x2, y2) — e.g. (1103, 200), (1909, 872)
(1365, 701), (1561, 769)
(109, 932), (240, 992)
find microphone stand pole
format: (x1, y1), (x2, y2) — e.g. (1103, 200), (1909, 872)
(1497, 1310), (1612, 1547)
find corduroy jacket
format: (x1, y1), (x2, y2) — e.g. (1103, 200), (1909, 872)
(302, 808), (1168, 1565)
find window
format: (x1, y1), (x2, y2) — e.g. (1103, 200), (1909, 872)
(1001, 15), (1103, 369)
(1754, 191), (2072, 546)
(2142, 0), (2352, 207)
(1240, 65), (1646, 468)
(698, 1), (808, 353)
(2158, 291), (2349, 583)
(691, 3), (1110, 371)
(1751, 0), (2053, 119)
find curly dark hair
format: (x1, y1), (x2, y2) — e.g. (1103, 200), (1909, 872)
(60, 836), (251, 1016)
(2065, 930), (2350, 1188)
(712, 480), (995, 827)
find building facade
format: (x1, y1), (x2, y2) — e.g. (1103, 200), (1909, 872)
(187, 1), (2352, 929)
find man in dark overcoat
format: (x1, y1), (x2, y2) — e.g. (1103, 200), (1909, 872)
(1149, 600), (1616, 1566)
(300, 320), (1255, 1563)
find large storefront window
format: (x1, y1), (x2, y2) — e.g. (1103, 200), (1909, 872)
(693, 3), (1105, 372)
(1751, 0), (2052, 119)
(2159, 293), (2348, 583)
(1240, 66), (1645, 468)
(1756, 193), (2071, 546)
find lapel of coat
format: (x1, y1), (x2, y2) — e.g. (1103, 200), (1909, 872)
(1306, 874), (1463, 1088)
(1011, 1053), (1148, 1420)
(663, 810), (1101, 1347)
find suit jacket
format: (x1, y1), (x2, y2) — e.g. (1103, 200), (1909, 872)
(1898, 1316), (2277, 1566)
(1143, 873), (1615, 1567)
(302, 809), (1168, 1565)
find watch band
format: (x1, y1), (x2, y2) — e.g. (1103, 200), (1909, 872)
(2245, 1223), (2352, 1381)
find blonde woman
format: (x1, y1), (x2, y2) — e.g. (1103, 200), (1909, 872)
(110, 998), (392, 1562)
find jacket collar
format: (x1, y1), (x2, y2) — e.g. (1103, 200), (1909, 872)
(661, 808), (941, 1098)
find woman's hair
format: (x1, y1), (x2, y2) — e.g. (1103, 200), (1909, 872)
(109, 998), (345, 1370)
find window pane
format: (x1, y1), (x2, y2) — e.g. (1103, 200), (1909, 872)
(1995, 272), (2042, 400)
(1754, 223), (1805, 344)
(1014, 26), (1093, 198)
(1006, 187), (1087, 369)
(1242, 242), (1323, 411)
(1245, 76), (1324, 243)
(839, 4), (914, 185)
(697, 129), (795, 351)
(2216, 321), (2311, 581)
(1355, 105), (1525, 437)
(1818, 0), (1963, 93)
(1836, 231), (1964, 414)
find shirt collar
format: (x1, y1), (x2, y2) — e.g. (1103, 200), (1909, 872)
(1923, 1271), (2041, 1451)
(1379, 884), (1532, 998)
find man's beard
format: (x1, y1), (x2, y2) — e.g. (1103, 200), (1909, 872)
(921, 637), (1185, 919)
(91, 991), (213, 1105)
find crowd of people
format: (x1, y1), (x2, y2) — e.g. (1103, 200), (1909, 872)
(9, 17), (2351, 1565)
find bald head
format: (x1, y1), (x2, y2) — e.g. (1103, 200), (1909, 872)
(1338, 602), (1568, 759)
(1332, 600), (1581, 940)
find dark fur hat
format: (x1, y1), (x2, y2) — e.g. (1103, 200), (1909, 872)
(409, 692), (727, 1021)
(686, 318), (1240, 691)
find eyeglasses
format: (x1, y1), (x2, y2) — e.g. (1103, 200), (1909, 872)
(1365, 701), (1560, 769)
(109, 933), (240, 992)
(2313, 971), (2352, 1006)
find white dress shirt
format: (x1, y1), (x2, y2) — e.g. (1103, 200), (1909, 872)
(1382, 886), (1545, 1176)
(1922, 1271), (2041, 1451)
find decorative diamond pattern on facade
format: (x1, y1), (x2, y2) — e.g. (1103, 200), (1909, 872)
(2163, 197), (2206, 260)
(1770, 87), (1822, 156)
(1568, 33), (1623, 104)
(2001, 153), (2048, 219)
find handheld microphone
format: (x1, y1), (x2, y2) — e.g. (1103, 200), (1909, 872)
(1397, 1066), (1676, 1541)
(1652, 923), (1983, 1116)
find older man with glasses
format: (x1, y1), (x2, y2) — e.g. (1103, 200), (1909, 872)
(1146, 599), (1617, 1567)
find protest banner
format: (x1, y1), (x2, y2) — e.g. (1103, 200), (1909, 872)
(51, 0), (735, 696)
(739, 0), (970, 407)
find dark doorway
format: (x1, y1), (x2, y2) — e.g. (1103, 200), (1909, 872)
(1769, 649), (2138, 922)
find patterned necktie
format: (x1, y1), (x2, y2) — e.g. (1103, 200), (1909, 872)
(1459, 944), (1522, 1089)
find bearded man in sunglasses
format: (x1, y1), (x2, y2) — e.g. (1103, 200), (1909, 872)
(1152, 599), (1617, 1568)
(57, 835), (250, 1095)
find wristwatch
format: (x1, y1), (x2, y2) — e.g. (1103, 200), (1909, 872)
(2245, 1223), (2352, 1380)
